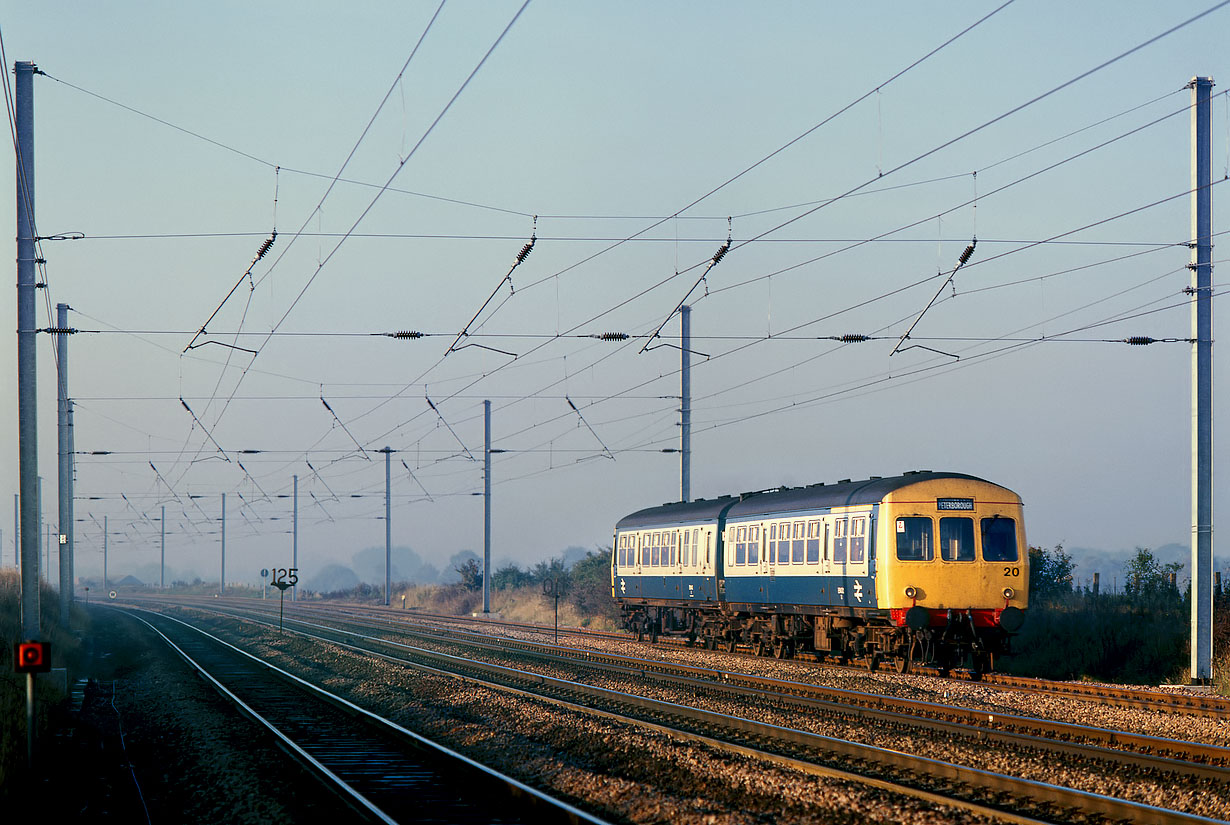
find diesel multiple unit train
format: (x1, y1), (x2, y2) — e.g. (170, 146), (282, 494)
(611, 471), (1027, 674)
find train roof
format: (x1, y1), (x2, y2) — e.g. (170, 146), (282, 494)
(726, 471), (991, 518)
(616, 471), (998, 529)
(615, 495), (741, 530)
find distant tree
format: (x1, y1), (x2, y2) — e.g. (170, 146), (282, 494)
(454, 558), (483, 592)
(492, 562), (531, 590)
(1123, 547), (1183, 607)
(568, 549), (618, 623)
(1028, 544), (1075, 605)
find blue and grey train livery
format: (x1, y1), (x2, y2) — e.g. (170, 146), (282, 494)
(612, 471), (1028, 673)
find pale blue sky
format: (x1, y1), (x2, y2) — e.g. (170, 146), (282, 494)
(2, 1), (1228, 586)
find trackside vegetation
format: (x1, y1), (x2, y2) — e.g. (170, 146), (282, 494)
(1008, 545), (1229, 688)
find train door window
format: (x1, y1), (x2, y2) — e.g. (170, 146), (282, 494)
(833, 518), (847, 564)
(705, 531), (711, 566)
(850, 518), (866, 563)
(940, 517), (975, 561)
(981, 516), (1018, 561)
(806, 520), (821, 564)
(641, 533), (649, 566)
(791, 521), (805, 564)
(896, 517), (934, 561)
(767, 523), (777, 564)
(734, 526), (747, 565)
(669, 531), (678, 566)
(692, 529), (700, 567)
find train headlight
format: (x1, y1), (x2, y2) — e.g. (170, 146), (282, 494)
(1002, 587), (1015, 600)
(904, 586), (918, 600)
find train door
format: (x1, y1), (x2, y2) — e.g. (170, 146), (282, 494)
(832, 517), (848, 604)
(846, 516), (870, 607)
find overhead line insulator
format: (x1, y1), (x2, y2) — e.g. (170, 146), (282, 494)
(711, 243), (729, 265)
(1124, 336), (1157, 345)
(836, 333), (870, 343)
(595, 332), (629, 341)
(255, 231), (277, 261)
(516, 237), (535, 264)
(387, 330), (424, 339)
(957, 240), (976, 266)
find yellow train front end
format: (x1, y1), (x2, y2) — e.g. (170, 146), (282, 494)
(877, 475), (1027, 670)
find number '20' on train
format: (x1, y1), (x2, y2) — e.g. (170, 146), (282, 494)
(610, 471), (1027, 674)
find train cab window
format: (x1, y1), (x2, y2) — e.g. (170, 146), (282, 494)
(896, 517), (934, 561)
(748, 526), (760, 564)
(833, 518), (847, 564)
(792, 521), (805, 564)
(981, 516), (1019, 561)
(850, 518), (866, 563)
(806, 520), (821, 564)
(940, 517), (975, 561)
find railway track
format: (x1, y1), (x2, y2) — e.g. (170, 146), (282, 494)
(350, 602), (1230, 719)
(118, 606), (610, 825)
(133, 598), (1230, 825)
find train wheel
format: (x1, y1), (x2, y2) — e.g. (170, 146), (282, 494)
(725, 636), (738, 653)
(867, 652), (881, 672)
(895, 642), (913, 674)
(772, 638), (792, 659)
(754, 639), (769, 657)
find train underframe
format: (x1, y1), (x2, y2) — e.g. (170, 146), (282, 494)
(619, 601), (1007, 675)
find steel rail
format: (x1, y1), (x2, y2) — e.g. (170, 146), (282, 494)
(154, 601), (1229, 825)
(148, 597), (1230, 773)
(117, 606), (612, 825)
(237, 601), (1230, 772)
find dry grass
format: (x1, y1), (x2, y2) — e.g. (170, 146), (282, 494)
(392, 582), (615, 630)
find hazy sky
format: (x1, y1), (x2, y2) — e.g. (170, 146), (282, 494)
(2, 1), (1229, 587)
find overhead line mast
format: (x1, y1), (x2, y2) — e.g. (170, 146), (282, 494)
(1189, 76), (1214, 686)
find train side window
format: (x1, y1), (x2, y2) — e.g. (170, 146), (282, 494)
(791, 521), (805, 564)
(692, 529), (700, 566)
(641, 533), (649, 566)
(833, 518), (847, 564)
(735, 526), (747, 565)
(748, 525), (760, 564)
(671, 530), (678, 566)
(940, 517), (975, 561)
(850, 518), (865, 563)
(806, 520), (821, 564)
(981, 516), (1018, 561)
(896, 517), (934, 561)
(651, 532), (660, 567)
